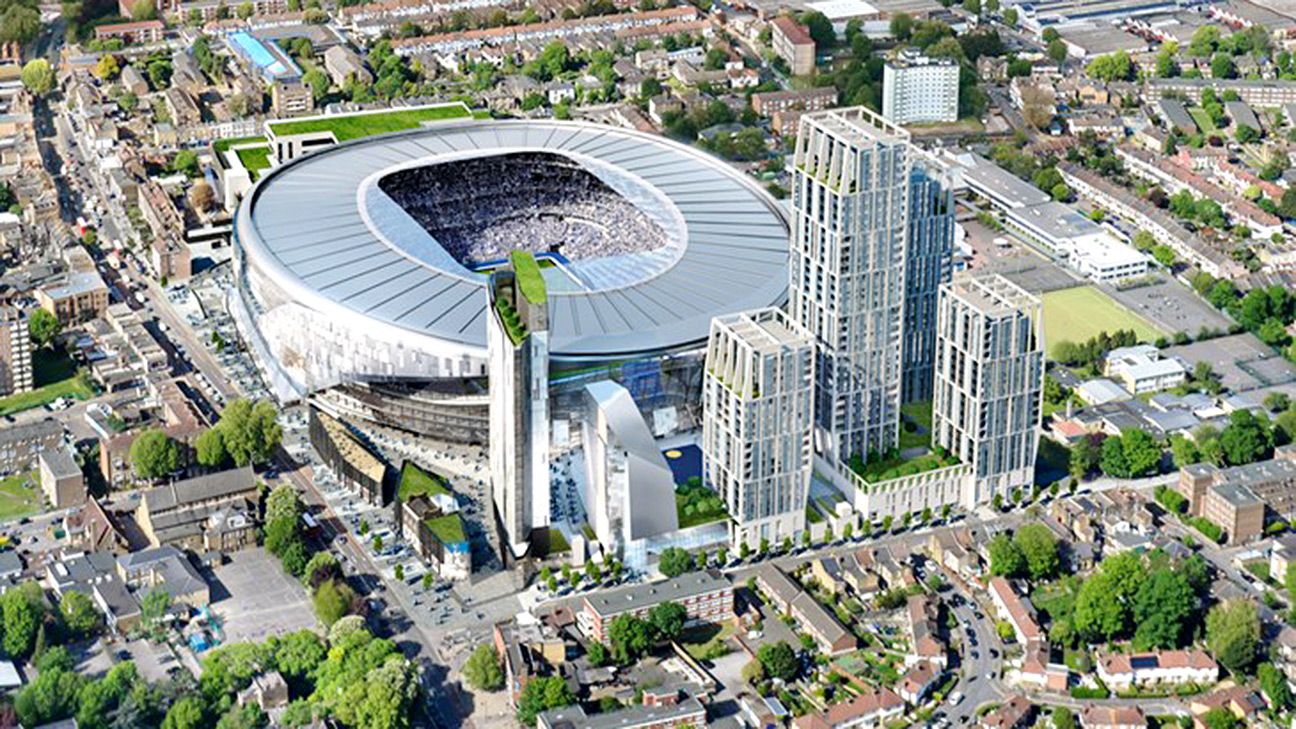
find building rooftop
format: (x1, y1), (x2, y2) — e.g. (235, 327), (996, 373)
(537, 695), (705, 729)
(39, 447), (81, 480)
(583, 570), (729, 618)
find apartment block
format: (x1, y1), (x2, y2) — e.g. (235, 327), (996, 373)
(702, 308), (814, 549)
(933, 274), (1043, 506)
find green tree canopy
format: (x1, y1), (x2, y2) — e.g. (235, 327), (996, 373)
(1205, 598), (1260, 673)
(462, 644), (503, 691)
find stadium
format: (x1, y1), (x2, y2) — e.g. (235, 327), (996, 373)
(232, 119), (789, 442)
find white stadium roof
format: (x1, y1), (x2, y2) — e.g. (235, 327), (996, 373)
(236, 120), (789, 359)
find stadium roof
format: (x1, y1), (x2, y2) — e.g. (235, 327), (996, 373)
(237, 120), (788, 359)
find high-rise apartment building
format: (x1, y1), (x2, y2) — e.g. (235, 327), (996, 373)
(487, 251), (550, 558)
(0, 307), (32, 397)
(881, 50), (960, 126)
(702, 307), (814, 549)
(901, 163), (955, 403)
(788, 107), (911, 469)
(932, 274), (1043, 505)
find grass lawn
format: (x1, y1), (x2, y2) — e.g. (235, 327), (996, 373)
(680, 622), (735, 661)
(852, 450), (958, 484)
(1187, 107), (1215, 134)
(1041, 286), (1165, 358)
(235, 146), (272, 180)
(0, 350), (95, 417)
(0, 472), (41, 523)
(213, 135), (267, 152)
(397, 461), (450, 501)
(267, 103), (471, 141)
(1244, 560), (1272, 584)
(899, 400), (932, 450)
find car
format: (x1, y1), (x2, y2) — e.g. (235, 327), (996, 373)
(948, 691), (963, 707)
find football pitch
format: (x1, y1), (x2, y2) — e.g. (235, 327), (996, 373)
(1041, 286), (1165, 357)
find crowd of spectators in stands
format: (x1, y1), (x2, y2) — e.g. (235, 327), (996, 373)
(380, 152), (666, 265)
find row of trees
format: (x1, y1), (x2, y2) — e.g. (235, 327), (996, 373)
(263, 485), (358, 628)
(133, 399), (283, 481)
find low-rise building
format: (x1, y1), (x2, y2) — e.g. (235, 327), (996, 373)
(1104, 345), (1187, 394)
(980, 695), (1035, 729)
(792, 687), (904, 729)
(769, 16), (815, 76)
(309, 407), (390, 506)
(135, 466), (259, 552)
(579, 571), (733, 643)
(39, 447), (85, 509)
(0, 419), (62, 475)
(1079, 706), (1147, 729)
(1178, 449), (1296, 543)
(323, 45), (371, 86)
(755, 565), (855, 655)
(37, 271), (109, 325)
(94, 20), (164, 44)
(1096, 650), (1219, 691)
(987, 576), (1043, 647)
(537, 694), (707, 729)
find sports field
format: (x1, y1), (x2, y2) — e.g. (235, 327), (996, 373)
(1042, 286), (1165, 357)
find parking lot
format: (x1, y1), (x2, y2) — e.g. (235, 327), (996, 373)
(1105, 276), (1232, 337)
(1164, 333), (1296, 392)
(209, 548), (316, 644)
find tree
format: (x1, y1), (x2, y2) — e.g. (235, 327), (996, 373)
(1258, 662), (1292, 710)
(302, 68), (329, 103)
(214, 399), (282, 466)
(94, 54), (121, 81)
(0, 4), (40, 45)
(462, 644), (503, 691)
(658, 547), (692, 578)
(1002, 7), (1017, 25)
(757, 641), (798, 681)
(147, 59), (173, 90)
(1070, 436), (1101, 479)
(889, 12), (913, 40)
(1200, 708), (1239, 729)
(1047, 38), (1068, 63)
(170, 149), (199, 177)
(607, 614), (653, 663)
(587, 641), (609, 667)
(312, 579), (355, 628)
(20, 58), (53, 97)
(1086, 51), (1131, 82)
(1074, 571), (1129, 642)
(1013, 524), (1060, 581)
(1206, 598), (1260, 673)
(1219, 409), (1273, 466)
(188, 182), (216, 213)
(130, 429), (181, 480)
(14, 664), (83, 727)
(162, 697), (206, 729)
(800, 10), (835, 48)
(27, 307), (60, 348)
(1210, 53), (1236, 80)
(195, 428), (228, 468)
(988, 533), (1026, 578)
(60, 591), (100, 636)
(1132, 568), (1195, 649)
(1, 584), (42, 658)
(1052, 707), (1075, 729)
(515, 676), (574, 726)
(140, 588), (171, 627)
(647, 602), (687, 642)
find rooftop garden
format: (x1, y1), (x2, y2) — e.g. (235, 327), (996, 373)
(235, 146), (271, 181)
(397, 461), (450, 502)
(848, 447), (959, 484)
(266, 103), (471, 142)
(675, 477), (728, 529)
(212, 135), (266, 153)
(425, 513), (466, 546)
(510, 250), (547, 305)
(495, 295), (528, 345)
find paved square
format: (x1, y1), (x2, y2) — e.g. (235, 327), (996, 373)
(209, 548), (316, 644)
(1105, 278), (1231, 337)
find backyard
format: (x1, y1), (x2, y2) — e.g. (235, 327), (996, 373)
(266, 104), (472, 141)
(1041, 286), (1164, 358)
(1187, 106), (1216, 134)
(0, 472), (42, 523)
(0, 350), (95, 417)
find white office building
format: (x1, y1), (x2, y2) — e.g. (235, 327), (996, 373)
(487, 252), (551, 558)
(789, 107), (911, 470)
(882, 50), (960, 125)
(933, 274), (1043, 506)
(702, 308), (814, 549)
(581, 380), (679, 566)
